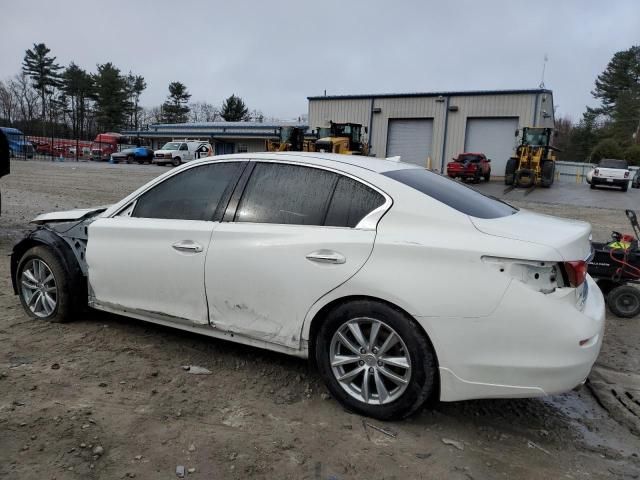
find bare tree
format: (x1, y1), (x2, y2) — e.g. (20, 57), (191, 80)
(189, 101), (219, 122)
(10, 73), (40, 123)
(0, 80), (17, 123)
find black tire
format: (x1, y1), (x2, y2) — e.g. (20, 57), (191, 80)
(172, 157), (181, 167)
(315, 300), (437, 420)
(126, 154), (134, 164)
(484, 169), (491, 182)
(607, 285), (640, 318)
(504, 158), (517, 185)
(16, 246), (77, 323)
(514, 169), (535, 188)
(540, 161), (555, 187)
(621, 184), (628, 192)
(590, 183), (596, 189)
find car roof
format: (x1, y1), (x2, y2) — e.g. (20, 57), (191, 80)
(200, 152), (419, 174)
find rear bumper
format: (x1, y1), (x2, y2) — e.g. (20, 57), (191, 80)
(591, 177), (628, 186)
(423, 275), (605, 401)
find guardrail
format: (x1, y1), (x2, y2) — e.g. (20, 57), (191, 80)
(555, 161), (638, 184)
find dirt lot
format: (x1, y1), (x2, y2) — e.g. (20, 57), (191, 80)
(1, 160), (639, 480)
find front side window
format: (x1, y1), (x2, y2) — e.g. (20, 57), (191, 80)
(179, 143), (188, 151)
(132, 162), (244, 221)
(235, 163), (337, 225)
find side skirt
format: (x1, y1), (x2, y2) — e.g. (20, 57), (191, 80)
(89, 298), (309, 359)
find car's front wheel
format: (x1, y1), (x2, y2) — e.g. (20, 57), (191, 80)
(316, 300), (437, 420)
(16, 246), (74, 322)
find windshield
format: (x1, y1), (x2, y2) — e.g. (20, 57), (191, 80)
(161, 142), (181, 150)
(383, 168), (517, 219)
(599, 159), (628, 169)
(523, 129), (549, 146)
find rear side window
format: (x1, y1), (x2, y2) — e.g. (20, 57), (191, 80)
(383, 168), (517, 219)
(132, 162), (244, 221)
(325, 176), (385, 227)
(236, 163), (337, 225)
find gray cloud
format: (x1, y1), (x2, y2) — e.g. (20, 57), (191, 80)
(1, 0), (638, 120)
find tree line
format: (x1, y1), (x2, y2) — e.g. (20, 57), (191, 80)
(555, 45), (640, 164)
(0, 42), (263, 140)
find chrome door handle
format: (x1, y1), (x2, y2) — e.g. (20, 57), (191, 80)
(306, 250), (346, 264)
(172, 240), (203, 253)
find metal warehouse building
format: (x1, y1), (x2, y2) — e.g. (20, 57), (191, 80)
(123, 121), (308, 155)
(308, 89), (555, 174)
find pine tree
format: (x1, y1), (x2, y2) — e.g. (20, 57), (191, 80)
(22, 43), (63, 125)
(220, 94), (250, 122)
(161, 82), (191, 124)
(62, 63), (94, 138)
(592, 46), (640, 117)
(92, 63), (130, 132)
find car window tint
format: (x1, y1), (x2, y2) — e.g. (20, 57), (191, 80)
(325, 176), (385, 228)
(382, 168), (517, 219)
(132, 162), (244, 221)
(236, 163), (337, 225)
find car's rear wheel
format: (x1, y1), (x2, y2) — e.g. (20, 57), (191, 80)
(608, 285), (640, 318)
(315, 300), (436, 420)
(16, 246), (74, 323)
(590, 183), (596, 189)
(621, 183), (628, 192)
(126, 154), (134, 164)
(484, 169), (491, 182)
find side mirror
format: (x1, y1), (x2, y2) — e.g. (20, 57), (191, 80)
(364, 126), (368, 134)
(515, 129), (519, 137)
(487, 159), (491, 162)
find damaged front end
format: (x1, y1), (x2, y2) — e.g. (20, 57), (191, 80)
(10, 207), (107, 295)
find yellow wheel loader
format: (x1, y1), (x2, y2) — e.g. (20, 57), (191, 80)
(314, 122), (369, 155)
(504, 127), (557, 189)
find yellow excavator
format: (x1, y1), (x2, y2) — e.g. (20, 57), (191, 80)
(504, 126), (557, 188)
(314, 122), (369, 155)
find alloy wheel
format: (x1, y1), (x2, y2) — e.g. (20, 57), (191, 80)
(20, 258), (58, 318)
(329, 317), (412, 405)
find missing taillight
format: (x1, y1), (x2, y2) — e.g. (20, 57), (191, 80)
(562, 260), (587, 287)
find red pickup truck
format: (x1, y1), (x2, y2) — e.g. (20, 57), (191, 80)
(446, 152), (491, 183)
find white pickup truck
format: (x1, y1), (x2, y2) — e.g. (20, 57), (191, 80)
(587, 158), (630, 192)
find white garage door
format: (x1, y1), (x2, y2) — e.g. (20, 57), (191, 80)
(386, 119), (433, 167)
(464, 118), (519, 175)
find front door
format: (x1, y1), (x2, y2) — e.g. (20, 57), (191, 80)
(205, 162), (387, 348)
(87, 161), (246, 324)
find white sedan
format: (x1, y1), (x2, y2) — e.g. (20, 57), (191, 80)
(10, 152), (605, 420)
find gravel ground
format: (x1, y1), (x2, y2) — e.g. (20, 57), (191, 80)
(1, 160), (639, 480)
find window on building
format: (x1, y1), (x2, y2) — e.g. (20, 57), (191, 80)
(132, 162), (244, 221)
(237, 144), (248, 153)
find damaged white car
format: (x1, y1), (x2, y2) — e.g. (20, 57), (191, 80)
(11, 152), (605, 420)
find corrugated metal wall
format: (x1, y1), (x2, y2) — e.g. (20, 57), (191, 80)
(308, 91), (555, 172)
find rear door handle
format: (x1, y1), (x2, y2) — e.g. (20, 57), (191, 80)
(306, 250), (346, 264)
(172, 240), (203, 253)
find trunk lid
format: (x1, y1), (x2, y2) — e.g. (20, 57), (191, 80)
(470, 209), (591, 261)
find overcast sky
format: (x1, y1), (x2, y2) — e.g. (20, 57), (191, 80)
(1, 0), (638, 121)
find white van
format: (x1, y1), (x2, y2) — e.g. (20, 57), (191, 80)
(153, 140), (212, 166)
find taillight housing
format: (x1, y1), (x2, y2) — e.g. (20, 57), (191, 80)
(594, 168), (599, 176)
(624, 171), (630, 178)
(563, 261), (587, 287)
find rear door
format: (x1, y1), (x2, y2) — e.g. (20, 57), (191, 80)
(204, 161), (389, 349)
(87, 161), (246, 324)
